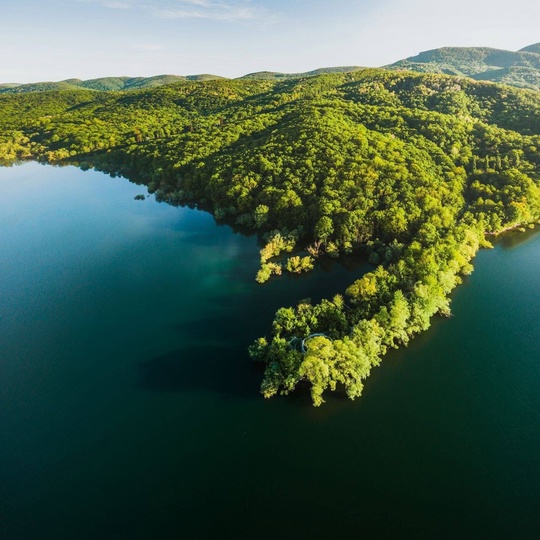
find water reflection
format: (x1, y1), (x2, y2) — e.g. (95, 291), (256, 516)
(496, 224), (540, 249)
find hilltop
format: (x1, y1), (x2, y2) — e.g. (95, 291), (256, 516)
(0, 74), (226, 94)
(238, 66), (363, 80)
(387, 43), (540, 91)
(520, 43), (540, 55)
(0, 67), (364, 94)
(3, 43), (540, 94)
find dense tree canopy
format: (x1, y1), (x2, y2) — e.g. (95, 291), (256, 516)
(387, 43), (540, 91)
(1, 69), (539, 405)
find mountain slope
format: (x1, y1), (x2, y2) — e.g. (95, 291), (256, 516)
(387, 44), (540, 90)
(0, 74), (226, 94)
(0, 67), (363, 93)
(470, 66), (540, 89)
(520, 43), (540, 54)
(238, 66), (363, 80)
(4, 43), (540, 94)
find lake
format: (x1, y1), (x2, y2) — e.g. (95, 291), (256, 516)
(1, 163), (539, 539)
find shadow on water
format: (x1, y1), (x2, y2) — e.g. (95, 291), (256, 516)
(496, 224), (540, 250)
(169, 315), (242, 344)
(137, 345), (263, 400)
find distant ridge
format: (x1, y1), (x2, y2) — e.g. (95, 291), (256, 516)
(2, 44), (540, 94)
(387, 43), (540, 91)
(0, 67), (364, 94)
(238, 66), (363, 80)
(0, 74), (226, 94)
(520, 43), (540, 54)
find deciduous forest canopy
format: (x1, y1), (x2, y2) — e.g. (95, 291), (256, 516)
(387, 43), (540, 91)
(1, 67), (539, 405)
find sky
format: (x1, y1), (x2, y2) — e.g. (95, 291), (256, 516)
(1, 0), (539, 83)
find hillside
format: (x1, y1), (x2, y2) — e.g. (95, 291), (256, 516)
(239, 66), (363, 80)
(470, 66), (540, 88)
(387, 43), (540, 90)
(520, 43), (540, 54)
(0, 67), (365, 94)
(4, 43), (540, 94)
(1, 70), (540, 405)
(0, 74), (226, 94)
(5, 43), (540, 94)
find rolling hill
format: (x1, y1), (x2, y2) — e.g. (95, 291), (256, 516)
(3, 43), (540, 94)
(0, 67), (366, 93)
(387, 43), (540, 90)
(0, 74), (226, 94)
(238, 66), (363, 80)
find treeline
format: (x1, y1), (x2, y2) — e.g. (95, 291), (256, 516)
(1, 69), (539, 404)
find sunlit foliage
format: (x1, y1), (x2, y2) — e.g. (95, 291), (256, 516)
(1, 69), (539, 404)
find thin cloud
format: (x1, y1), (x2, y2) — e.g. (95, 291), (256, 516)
(81, 0), (267, 21)
(176, 0), (213, 6)
(153, 1), (267, 22)
(130, 43), (165, 51)
(79, 0), (132, 8)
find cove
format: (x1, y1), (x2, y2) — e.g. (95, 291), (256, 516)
(1, 163), (539, 539)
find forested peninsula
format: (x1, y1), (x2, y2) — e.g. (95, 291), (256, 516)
(1, 69), (540, 405)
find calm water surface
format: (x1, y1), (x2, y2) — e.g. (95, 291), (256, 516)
(1, 163), (539, 539)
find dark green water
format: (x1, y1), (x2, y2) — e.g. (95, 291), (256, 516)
(1, 163), (539, 539)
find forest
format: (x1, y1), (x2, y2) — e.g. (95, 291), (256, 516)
(1, 68), (539, 405)
(388, 43), (540, 91)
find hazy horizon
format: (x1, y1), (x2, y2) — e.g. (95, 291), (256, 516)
(1, 0), (539, 84)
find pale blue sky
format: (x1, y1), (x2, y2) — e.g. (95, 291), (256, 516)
(1, 0), (539, 83)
